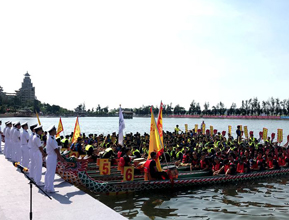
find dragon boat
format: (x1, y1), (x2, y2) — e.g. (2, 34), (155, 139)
(55, 156), (289, 195)
(78, 168), (289, 195)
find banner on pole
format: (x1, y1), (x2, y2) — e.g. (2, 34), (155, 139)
(210, 126), (213, 136)
(228, 125), (232, 136)
(244, 126), (248, 139)
(263, 128), (268, 141)
(277, 129), (283, 143)
(195, 124), (198, 133)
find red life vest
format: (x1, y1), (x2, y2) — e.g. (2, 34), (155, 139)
(257, 158), (263, 164)
(224, 164), (230, 173)
(237, 163), (244, 173)
(191, 159), (198, 166)
(212, 163), (221, 172)
(200, 159), (207, 169)
(278, 158), (286, 166)
(251, 163), (258, 169)
(119, 155), (131, 167)
(144, 159), (153, 174)
(182, 155), (190, 163)
(268, 160), (274, 168)
(119, 157), (125, 167)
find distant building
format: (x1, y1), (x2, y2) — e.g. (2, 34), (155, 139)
(0, 71), (36, 105)
(123, 110), (134, 119)
(16, 72), (36, 104)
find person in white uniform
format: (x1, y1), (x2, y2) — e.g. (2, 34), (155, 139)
(28, 124), (37, 177)
(31, 125), (47, 186)
(2, 121), (8, 156)
(44, 126), (64, 193)
(20, 122), (30, 168)
(10, 122), (16, 161)
(12, 122), (21, 162)
(0, 120), (2, 153)
(4, 122), (12, 159)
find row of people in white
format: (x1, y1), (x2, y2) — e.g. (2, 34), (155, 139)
(1, 122), (63, 192)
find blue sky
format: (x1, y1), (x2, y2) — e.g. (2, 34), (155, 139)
(0, 0), (288, 111)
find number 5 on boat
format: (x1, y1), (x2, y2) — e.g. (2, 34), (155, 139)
(99, 159), (110, 175)
(123, 166), (134, 182)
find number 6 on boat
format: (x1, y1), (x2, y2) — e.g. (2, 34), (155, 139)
(123, 166), (134, 182)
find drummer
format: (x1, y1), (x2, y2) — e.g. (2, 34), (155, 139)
(144, 152), (169, 180)
(119, 148), (132, 174)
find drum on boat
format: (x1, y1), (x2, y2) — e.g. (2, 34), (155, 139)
(133, 158), (145, 167)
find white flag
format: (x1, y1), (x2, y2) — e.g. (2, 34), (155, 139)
(118, 106), (125, 146)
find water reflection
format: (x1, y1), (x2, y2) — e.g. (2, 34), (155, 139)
(94, 176), (289, 219)
(141, 198), (178, 219)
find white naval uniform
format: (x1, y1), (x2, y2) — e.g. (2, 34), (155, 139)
(10, 127), (16, 161)
(2, 126), (7, 155)
(44, 135), (59, 192)
(5, 127), (12, 159)
(31, 134), (43, 184)
(0, 125), (2, 152)
(28, 132), (35, 175)
(20, 129), (30, 167)
(12, 128), (21, 162)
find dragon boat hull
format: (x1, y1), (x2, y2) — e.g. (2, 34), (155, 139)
(77, 168), (289, 195)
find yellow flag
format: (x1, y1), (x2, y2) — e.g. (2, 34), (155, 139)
(71, 117), (81, 143)
(202, 123), (206, 134)
(56, 117), (64, 138)
(277, 129), (283, 143)
(228, 125), (232, 135)
(195, 124), (198, 133)
(244, 126), (248, 139)
(35, 112), (41, 125)
(147, 107), (162, 172)
(210, 126), (213, 136)
(263, 128), (268, 140)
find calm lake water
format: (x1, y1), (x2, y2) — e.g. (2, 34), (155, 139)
(1, 116), (288, 141)
(1, 116), (289, 219)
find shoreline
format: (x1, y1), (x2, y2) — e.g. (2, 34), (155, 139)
(1, 114), (289, 120)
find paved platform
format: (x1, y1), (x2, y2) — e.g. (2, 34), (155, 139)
(0, 145), (126, 220)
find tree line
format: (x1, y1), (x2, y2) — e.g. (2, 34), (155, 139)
(75, 97), (289, 116)
(1, 95), (289, 117)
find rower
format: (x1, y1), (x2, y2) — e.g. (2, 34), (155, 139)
(175, 146), (183, 161)
(132, 146), (141, 158)
(85, 140), (94, 157)
(102, 144), (117, 159)
(119, 148), (132, 174)
(144, 152), (169, 181)
(167, 145), (176, 161)
(174, 125), (181, 134)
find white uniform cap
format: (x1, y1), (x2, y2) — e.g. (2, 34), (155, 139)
(48, 125), (56, 132)
(35, 125), (43, 131)
(21, 122), (28, 127)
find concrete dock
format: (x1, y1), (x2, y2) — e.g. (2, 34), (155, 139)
(0, 145), (126, 220)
